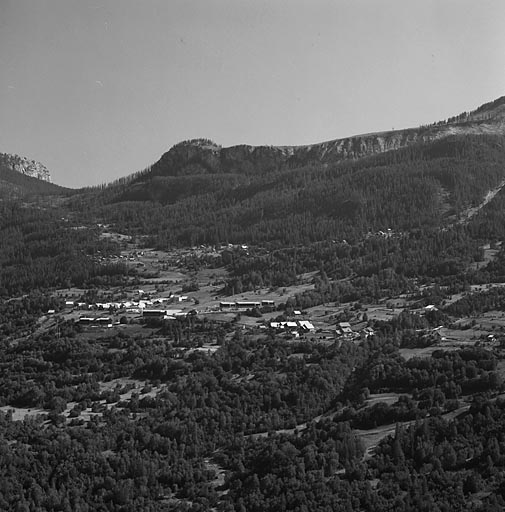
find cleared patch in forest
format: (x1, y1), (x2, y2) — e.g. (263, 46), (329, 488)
(399, 346), (457, 360)
(364, 393), (402, 407)
(358, 403), (471, 460)
(0, 406), (46, 422)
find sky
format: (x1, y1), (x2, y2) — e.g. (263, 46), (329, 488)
(0, 0), (504, 188)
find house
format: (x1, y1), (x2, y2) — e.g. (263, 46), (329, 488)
(171, 295), (189, 303)
(220, 301), (236, 310)
(337, 322), (354, 335)
(336, 322), (360, 341)
(78, 316), (112, 328)
(361, 327), (375, 339)
(143, 308), (185, 320)
(166, 309), (184, 317)
(236, 301), (261, 310)
(261, 300), (275, 307)
(96, 302), (114, 310)
(96, 317), (113, 328)
(298, 320), (315, 331)
(156, 297), (170, 303)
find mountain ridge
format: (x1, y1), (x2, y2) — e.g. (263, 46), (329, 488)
(147, 96), (505, 179)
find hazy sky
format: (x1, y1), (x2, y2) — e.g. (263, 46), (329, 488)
(1, 0), (504, 188)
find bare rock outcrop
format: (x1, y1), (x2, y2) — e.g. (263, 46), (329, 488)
(0, 153), (52, 182)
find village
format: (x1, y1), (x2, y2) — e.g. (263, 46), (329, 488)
(39, 227), (505, 360)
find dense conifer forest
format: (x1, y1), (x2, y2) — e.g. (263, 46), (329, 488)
(1, 314), (505, 510)
(71, 135), (505, 245)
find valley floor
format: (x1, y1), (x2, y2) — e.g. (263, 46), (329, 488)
(2, 226), (505, 511)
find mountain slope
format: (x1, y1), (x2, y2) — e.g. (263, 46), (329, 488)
(76, 134), (505, 246)
(72, 96), (505, 246)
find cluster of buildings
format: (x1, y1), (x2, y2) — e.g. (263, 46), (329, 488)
(66, 291), (195, 327)
(336, 321), (374, 341)
(269, 319), (315, 338)
(268, 319), (375, 343)
(67, 286), (379, 344)
(66, 292), (191, 314)
(142, 308), (196, 320)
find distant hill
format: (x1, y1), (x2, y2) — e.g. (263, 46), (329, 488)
(75, 96), (505, 246)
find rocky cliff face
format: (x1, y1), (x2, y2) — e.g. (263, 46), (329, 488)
(152, 96), (505, 177)
(0, 153), (52, 182)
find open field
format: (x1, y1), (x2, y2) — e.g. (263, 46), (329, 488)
(461, 311), (505, 332)
(362, 305), (404, 322)
(399, 326), (487, 360)
(0, 406), (46, 422)
(437, 282), (505, 307)
(468, 243), (501, 271)
(495, 360), (505, 381)
(357, 424), (401, 459)
(364, 393), (402, 408)
(399, 345), (462, 360)
(440, 326), (486, 342)
(99, 230), (132, 243)
(358, 403), (471, 460)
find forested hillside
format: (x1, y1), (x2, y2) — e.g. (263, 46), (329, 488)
(0, 202), (129, 297)
(71, 135), (505, 248)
